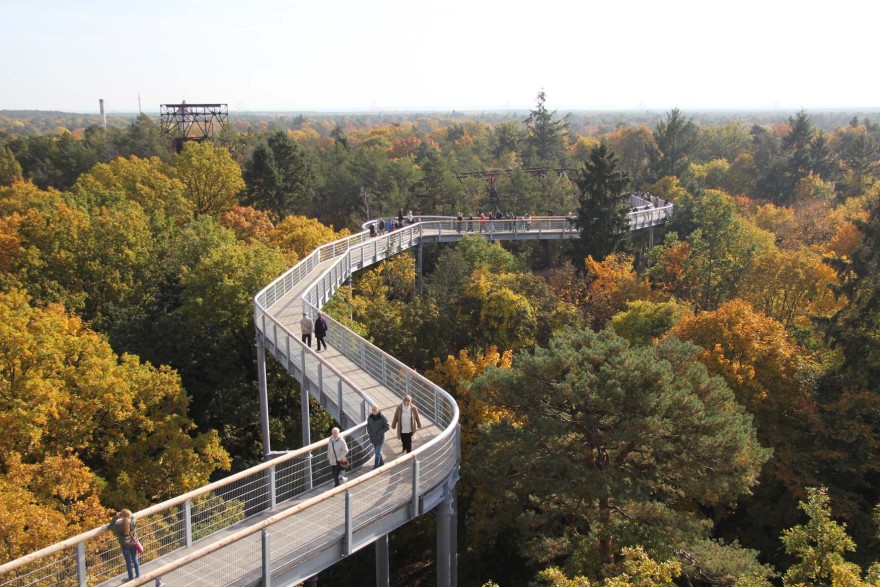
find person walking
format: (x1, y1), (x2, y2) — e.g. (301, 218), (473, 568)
(366, 405), (390, 468)
(315, 313), (328, 351)
(327, 427), (349, 486)
(109, 509), (140, 580)
(300, 312), (313, 348)
(391, 395), (422, 454)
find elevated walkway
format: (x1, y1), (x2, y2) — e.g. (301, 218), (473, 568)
(0, 204), (671, 587)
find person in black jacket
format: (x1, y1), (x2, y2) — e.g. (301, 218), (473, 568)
(315, 313), (328, 351)
(366, 405), (390, 468)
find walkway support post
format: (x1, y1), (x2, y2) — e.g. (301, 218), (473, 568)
(435, 494), (455, 587)
(76, 542), (86, 587)
(416, 243), (423, 297)
(257, 336), (271, 457)
(301, 348), (311, 447)
(375, 533), (390, 587)
(262, 529), (272, 587)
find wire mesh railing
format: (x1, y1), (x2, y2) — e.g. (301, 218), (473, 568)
(3, 207), (677, 586)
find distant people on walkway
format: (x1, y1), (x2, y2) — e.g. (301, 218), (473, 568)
(327, 427), (349, 486)
(468, 215), (474, 232)
(369, 223), (376, 237)
(479, 212), (487, 233)
(315, 313), (328, 351)
(300, 312), (313, 348)
(456, 211), (463, 232)
(392, 395), (422, 454)
(367, 405), (390, 468)
(566, 211), (577, 231)
(524, 212), (532, 231)
(109, 509), (140, 580)
(406, 210), (414, 224)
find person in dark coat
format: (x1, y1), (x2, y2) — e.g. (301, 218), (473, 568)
(314, 313), (328, 351)
(366, 405), (390, 468)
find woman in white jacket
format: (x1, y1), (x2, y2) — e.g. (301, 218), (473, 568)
(327, 427), (349, 486)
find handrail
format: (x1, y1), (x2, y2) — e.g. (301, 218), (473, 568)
(125, 437), (441, 587)
(2, 212), (672, 586)
(0, 422), (365, 577)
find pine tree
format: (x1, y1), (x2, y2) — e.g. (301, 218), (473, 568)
(649, 108), (699, 181)
(467, 328), (770, 576)
(525, 90), (569, 165)
(572, 142), (631, 265)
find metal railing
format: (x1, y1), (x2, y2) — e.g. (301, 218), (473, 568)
(1, 209), (675, 586)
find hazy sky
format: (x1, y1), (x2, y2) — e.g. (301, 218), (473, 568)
(2, 0), (878, 113)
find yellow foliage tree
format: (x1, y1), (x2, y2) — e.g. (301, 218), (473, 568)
(739, 248), (842, 327)
(267, 214), (350, 264)
(426, 346), (513, 450)
(585, 253), (654, 331)
(72, 155), (192, 227)
(463, 268), (538, 350)
(168, 141), (244, 216)
(0, 290), (231, 557)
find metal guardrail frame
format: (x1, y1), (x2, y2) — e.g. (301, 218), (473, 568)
(1, 209), (674, 586)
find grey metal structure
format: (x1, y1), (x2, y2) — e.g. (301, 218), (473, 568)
(0, 205), (672, 587)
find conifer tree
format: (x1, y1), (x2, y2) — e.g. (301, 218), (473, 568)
(572, 142), (631, 265)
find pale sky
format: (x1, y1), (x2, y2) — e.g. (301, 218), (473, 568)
(2, 0), (878, 114)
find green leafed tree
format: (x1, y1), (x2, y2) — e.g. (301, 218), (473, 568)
(0, 147), (23, 185)
(525, 90), (570, 165)
(650, 108), (700, 181)
(243, 131), (315, 219)
(467, 328), (770, 578)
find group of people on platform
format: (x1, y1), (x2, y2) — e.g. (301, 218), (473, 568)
(451, 209), (534, 234)
(368, 209), (418, 237)
(327, 395), (422, 486)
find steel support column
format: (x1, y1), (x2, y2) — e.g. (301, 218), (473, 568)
(257, 337), (271, 457)
(435, 494), (455, 587)
(301, 348), (311, 447)
(375, 533), (390, 587)
(416, 243), (423, 297)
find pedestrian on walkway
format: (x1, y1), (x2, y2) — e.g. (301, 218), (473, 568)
(315, 313), (328, 351)
(367, 405), (390, 468)
(327, 427), (349, 486)
(392, 395), (422, 454)
(300, 312), (313, 348)
(109, 509), (140, 580)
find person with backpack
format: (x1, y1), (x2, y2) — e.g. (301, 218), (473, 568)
(109, 509), (140, 580)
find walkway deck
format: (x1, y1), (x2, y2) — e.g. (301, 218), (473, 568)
(0, 205), (672, 587)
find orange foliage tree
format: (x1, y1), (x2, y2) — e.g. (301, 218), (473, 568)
(584, 253), (654, 330)
(667, 299), (816, 487)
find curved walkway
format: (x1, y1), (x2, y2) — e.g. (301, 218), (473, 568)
(0, 204), (671, 587)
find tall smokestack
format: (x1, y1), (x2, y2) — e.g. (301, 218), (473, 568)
(99, 99), (107, 128)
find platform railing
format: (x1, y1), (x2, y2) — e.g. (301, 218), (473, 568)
(1, 208), (677, 586)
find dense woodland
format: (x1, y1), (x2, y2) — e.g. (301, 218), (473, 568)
(1, 94), (880, 587)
